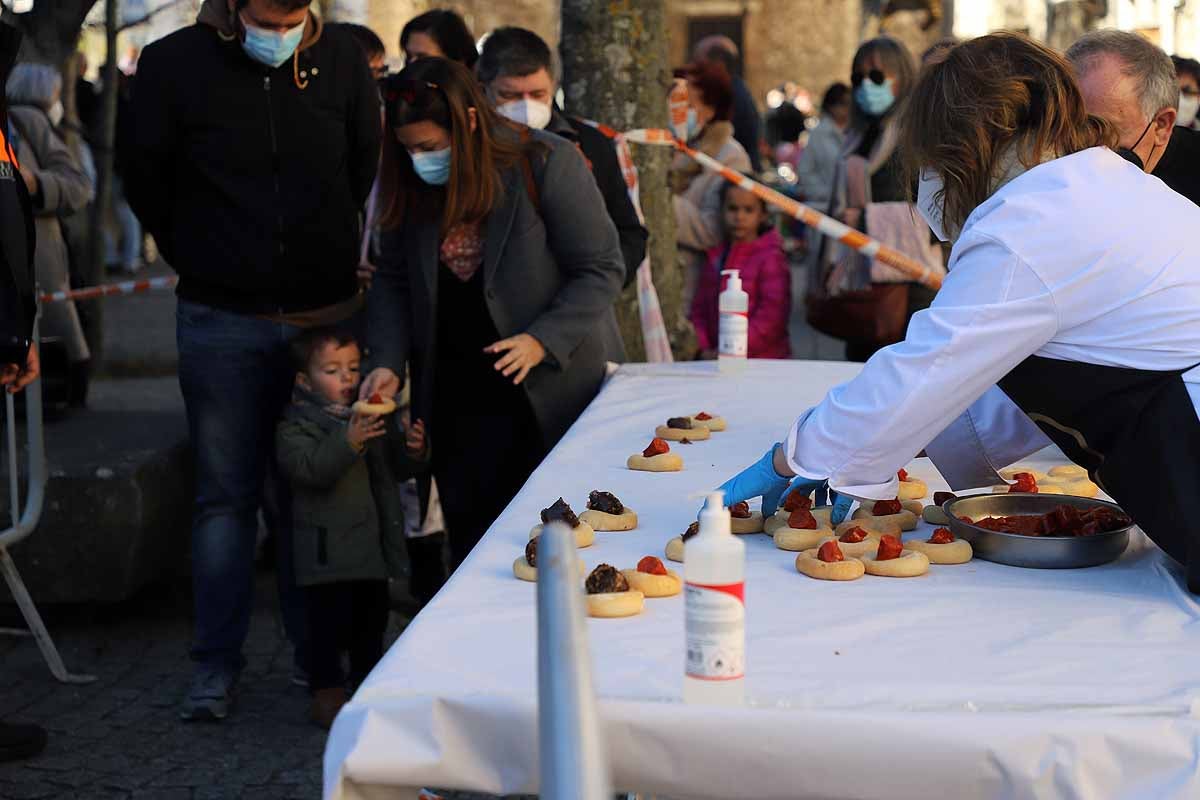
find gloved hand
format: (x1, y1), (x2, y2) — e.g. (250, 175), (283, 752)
(829, 490), (854, 525)
(719, 444), (829, 517)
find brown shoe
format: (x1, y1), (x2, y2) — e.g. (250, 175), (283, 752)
(310, 687), (348, 729)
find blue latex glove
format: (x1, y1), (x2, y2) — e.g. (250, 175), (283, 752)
(829, 490), (854, 525)
(719, 444), (829, 517)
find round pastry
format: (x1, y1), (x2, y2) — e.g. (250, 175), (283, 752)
(902, 527), (973, 565)
(351, 392), (396, 417)
(654, 417), (711, 441)
(529, 522), (595, 548)
(620, 556), (682, 597)
(795, 541), (865, 581)
(512, 539), (587, 582)
(1043, 477), (1099, 498)
(690, 411), (727, 431)
(578, 490), (638, 531)
(991, 483), (1064, 495)
(895, 469), (928, 500)
(585, 564), (644, 618)
(999, 467), (1047, 482)
(773, 506), (834, 551)
(834, 516), (901, 538)
(1048, 464), (1088, 479)
(728, 500), (764, 534)
(860, 535), (930, 578)
(851, 500), (918, 531)
(628, 438), (683, 472)
(665, 522), (698, 562)
(922, 505), (950, 525)
(819, 525), (877, 558)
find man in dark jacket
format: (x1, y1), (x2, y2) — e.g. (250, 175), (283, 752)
(694, 35), (762, 173)
(477, 27), (648, 290)
(0, 20), (46, 763)
(126, 0), (380, 722)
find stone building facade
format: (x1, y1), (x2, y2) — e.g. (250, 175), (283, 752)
(125, 0), (1200, 118)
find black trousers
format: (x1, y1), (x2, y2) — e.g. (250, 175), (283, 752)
(305, 579), (389, 692)
(432, 373), (546, 569)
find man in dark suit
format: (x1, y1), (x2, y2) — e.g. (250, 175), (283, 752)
(477, 26), (648, 291)
(1069, 29), (1200, 206)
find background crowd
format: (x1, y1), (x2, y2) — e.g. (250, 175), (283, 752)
(4, 0), (1200, 756)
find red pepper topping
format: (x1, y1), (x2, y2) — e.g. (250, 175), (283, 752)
(838, 526), (869, 543)
(928, 528), (955, 544)
(695, 411), (713, 420)
(875, 534), (904, 561)
(788, 508), (818, 529)
(958, 515), (974, 523)
(368, 392), (383, 405)
(897, 468), (909, 482)
(817, 541), (844, 562)
(872, 499), (903, 516)
(1009, 472), (1038, 493)
(642, 438), (670, 458)
(728, 501), (751, 519)
(782, 489), (813, 512)
(637, 555), (668, 576)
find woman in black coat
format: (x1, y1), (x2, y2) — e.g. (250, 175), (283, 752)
(361, 58), (624, 579)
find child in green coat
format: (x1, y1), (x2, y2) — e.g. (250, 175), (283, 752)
(276, 328), (427, 728)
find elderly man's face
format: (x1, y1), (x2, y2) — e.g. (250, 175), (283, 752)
(1076, 52), (1175, 172)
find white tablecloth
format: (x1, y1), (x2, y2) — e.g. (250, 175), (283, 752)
(325, 360), (1200, 800)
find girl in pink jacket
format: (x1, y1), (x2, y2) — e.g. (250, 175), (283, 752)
(690, 182), (792, 359)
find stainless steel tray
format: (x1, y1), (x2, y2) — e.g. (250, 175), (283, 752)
(943, 494), (1132, 569)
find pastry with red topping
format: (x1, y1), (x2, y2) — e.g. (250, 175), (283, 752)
(850, 497), (920, 530)
(794, 540), (865, 581)
(727, 500), (765, 534)
(903, 526), (974, 564)
(627, 438), (683, 472)
(861, 534), (930, 577)
(621, 555), (682, 597)
(689, 411), (727, 432)
(655, 416), (711, 441)
(351, 390), (397, 416)
(896, 468), (928, 500)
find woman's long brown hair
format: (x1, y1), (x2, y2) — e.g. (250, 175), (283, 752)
(377, 57), (528, 232)
(898, 32), (1117, 235)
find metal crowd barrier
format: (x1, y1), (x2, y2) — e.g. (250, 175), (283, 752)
(0, 327), (97, 684)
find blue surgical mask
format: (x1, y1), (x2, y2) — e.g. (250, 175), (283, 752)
(854, 79), (895, 117)
(411, 147), (451, 185)
(240, 14), (305, 68)
(685, 107), (700, 140)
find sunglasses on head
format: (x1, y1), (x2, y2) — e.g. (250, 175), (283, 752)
(851, 69), (886, 88)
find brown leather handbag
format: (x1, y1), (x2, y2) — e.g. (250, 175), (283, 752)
(806, 155), (909, 347)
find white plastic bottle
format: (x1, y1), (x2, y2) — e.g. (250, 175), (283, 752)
(683, 490), (746, 705)
(717, 269), (748, 374)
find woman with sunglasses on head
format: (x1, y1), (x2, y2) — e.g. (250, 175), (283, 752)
(809, 36), (945, 363)
(361, 57), (625, 578)
(719, 33), (1200, 593)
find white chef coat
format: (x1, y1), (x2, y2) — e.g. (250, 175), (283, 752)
(784, 147), (1200, 499)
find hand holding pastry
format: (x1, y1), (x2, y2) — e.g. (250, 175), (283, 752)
(346, 411), (386, 451)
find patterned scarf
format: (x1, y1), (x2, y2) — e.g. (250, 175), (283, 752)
(440, 219), (486, 282)
(291, 383), (353, 422)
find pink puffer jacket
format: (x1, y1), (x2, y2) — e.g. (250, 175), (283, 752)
(690, 228), (792, 359)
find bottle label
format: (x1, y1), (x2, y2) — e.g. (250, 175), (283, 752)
(718, 312), (748, 358)
(685, 581), (745, 681)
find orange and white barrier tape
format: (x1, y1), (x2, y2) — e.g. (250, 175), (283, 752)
(623, 128), (944, 291)
(39, 275), (178, 305)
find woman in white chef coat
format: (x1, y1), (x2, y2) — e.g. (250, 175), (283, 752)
(719, 33), (1200, 592)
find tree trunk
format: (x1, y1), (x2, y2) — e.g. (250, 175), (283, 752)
(559, 0), (693, 362)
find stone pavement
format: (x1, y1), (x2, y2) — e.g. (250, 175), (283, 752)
(0, 570), (412, 800)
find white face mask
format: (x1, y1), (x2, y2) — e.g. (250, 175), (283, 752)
(47, 100), (63, 127)
(1179, 93), (1199, 128)
(495, 98), (552, 130)
(917, 170), (950, 243)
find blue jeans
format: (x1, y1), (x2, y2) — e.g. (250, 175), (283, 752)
(177, 300), (307, 674)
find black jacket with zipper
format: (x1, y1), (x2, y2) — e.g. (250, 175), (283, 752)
(127, 19), (381, 314)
